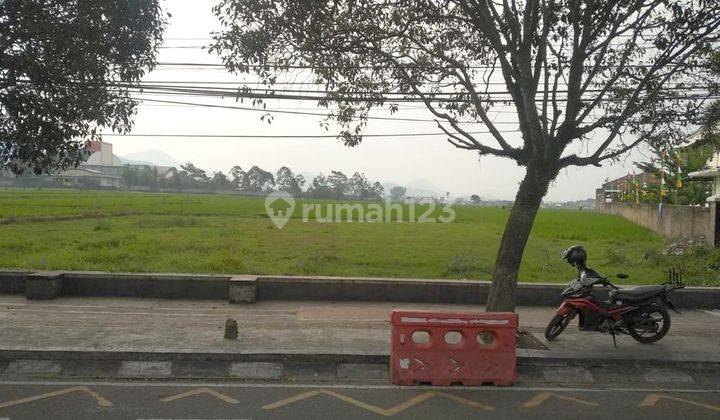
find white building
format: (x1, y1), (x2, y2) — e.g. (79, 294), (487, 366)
(53, 141), (122, 187)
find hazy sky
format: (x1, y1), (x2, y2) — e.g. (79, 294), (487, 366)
(107, 0), (658, 201)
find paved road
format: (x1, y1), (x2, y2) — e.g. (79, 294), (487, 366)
(0, 380), (718, 420)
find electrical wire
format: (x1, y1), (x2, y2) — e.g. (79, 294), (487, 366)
(154, 61), (705, 70)
(99, 129), (521, 139)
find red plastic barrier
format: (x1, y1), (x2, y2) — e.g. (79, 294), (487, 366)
(390, 309), (518, 386)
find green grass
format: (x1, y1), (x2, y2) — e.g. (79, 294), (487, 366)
(0, 188), (715, 286)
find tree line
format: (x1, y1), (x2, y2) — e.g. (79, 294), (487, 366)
(129, 163), (387, 200)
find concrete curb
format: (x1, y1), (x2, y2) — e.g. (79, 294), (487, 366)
(1, 270), (718, 308)
(1, 352), (718, 386)
(0, 350), (387, 364)
(1, 349), (718, 369)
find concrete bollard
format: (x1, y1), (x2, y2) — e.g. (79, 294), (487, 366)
(224, 318), (238, 339)
(229, 275), (257, 303)
(26, 271), (64, 300)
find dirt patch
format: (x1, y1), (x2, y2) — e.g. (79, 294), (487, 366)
(517, 329), (548, 350)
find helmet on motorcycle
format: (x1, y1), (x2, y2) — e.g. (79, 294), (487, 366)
(562, 245), (587, 268)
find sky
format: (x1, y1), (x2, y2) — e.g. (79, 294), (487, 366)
(106, 0), (659, 202)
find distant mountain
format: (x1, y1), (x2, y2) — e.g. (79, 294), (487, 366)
(405, 178), (443, 192)
(382, 178), (445, 198)
(405, 178), (446, 197)
(120, 150), (180, 167)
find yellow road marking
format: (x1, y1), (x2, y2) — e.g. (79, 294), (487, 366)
(320, 390), (436, 416)
(262, 390), (321, 410)
(522, 391), (599, 408)
(0, 386), (113, 409)
(160, 387), (239, 404)
(436, 392), (494, 411)
(639, 393), (720, 412)
(263, 389), (493, 416)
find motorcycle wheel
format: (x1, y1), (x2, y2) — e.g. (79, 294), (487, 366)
(628, 306), (671, 344)
(544, 313), (572, 341)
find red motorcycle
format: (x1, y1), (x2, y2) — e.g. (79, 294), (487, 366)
(545, 246), (684, 346)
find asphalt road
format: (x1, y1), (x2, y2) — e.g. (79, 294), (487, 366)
(0, 380), (719, 420)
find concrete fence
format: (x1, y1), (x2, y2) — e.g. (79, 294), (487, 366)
(597, 202), (713, 242)
(1, 270), (718, 309)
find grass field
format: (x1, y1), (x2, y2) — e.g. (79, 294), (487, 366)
(0, 188), (715, 286)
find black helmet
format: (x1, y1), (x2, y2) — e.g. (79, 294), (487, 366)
(562, 245), (587, 268)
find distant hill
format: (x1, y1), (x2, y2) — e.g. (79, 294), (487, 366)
(383, 178), (445, 198)
(121, 150), (180, 167)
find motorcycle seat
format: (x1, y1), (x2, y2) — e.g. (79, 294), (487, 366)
(610, 285), (667, 302)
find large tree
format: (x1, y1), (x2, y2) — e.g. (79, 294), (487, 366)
(327, 170), (350, 199)
(389, 186), (407, 201)
(307, 173), (333, 198)
(702, 49), (720, 138)
(349, 172), (384, 200)
(0, 0), (166, 174)
(230, 165), (248, 190)
(276, 166), (306, 196)
(245, 165), (276, 192)
(212, 0), (720, 310)
(211, 171), (234, 191)
(180, 162), (209, 184)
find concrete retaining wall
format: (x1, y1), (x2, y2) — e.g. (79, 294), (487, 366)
(1, 270), (717, 309)
(0, 270), (29, 294)
(256, 276), (490, 304)
(257, 275), (718, 308)
(60, 271), (231, 300)
(598, 202), (713, 242)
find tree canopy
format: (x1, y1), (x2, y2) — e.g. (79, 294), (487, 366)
(0, 0), (166, 174)
(632, 144), (713, 205)
(276, 166), (306, 196)
(212, 0), (720, 311)
(389, 186), (407, 201)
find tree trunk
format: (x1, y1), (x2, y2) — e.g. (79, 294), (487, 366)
(486, 163), (554, 312)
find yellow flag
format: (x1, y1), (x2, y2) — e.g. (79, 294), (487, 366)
(659, 150), (667, 198)
(660, 176), (666, 197)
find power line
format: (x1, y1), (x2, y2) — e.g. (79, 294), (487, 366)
(99, 129), (521, 139)
(132, 94), (519, 122)
(132, 97), (482, 123)
(159, 41), (663, 50)
(140, 79), (513, 86)
(21, 78), (712, 98)
(164, 37), (213, 40)
(158, 46), (208, 49)
(120, 81), (714, 96)
(8, 77), (711, 118)
(132, 96), (716, 125)
(154, 61), (708, 70)
(6, 78), (713, 122)
(136, 102), (434, 110)
(127, 88), (720, 105)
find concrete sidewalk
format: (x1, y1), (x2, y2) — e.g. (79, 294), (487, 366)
(0, 295), (718, 363)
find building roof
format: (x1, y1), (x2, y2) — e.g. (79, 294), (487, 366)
(156, 166), (178, 177)
(601, 171), (656, 189)
(86, 151), (123, 166)
(53, 167), (121, 179)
